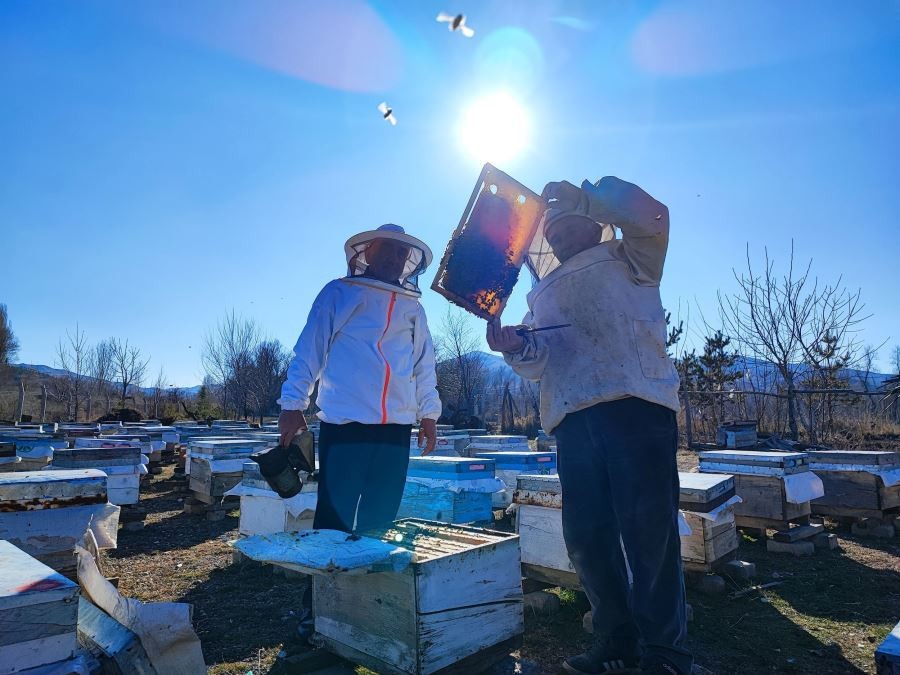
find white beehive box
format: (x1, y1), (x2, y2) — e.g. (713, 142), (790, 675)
(512, 474), (579, 589)
(52, 446), (144, 505)
(188, 438), (271, 499)
(0, 540), (80, 674)
(232, 461), (318, 536)
(236, 520), (524, 674)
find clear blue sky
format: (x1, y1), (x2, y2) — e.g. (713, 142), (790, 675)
(3, 1), (899, 385)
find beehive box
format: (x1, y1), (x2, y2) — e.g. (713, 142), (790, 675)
(0, 470), (118, 574)
(188, 438), (271, 500)
(237, 520), (523, 674)
(0, 540), (80, 674)
(233, 461), (318, 537)
(716, 420), (758, 449)
(805, 450), (900, 519)
(397, 457), (499, 524)
(678, 472), (739, 569)
(52, 447), (143, 505)
(475, 451), (557, 507)
(512, 474), (580, 589)
(699, 451), (819, 527)
(6, 434), (66, 471)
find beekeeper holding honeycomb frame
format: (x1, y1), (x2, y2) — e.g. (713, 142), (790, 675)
(487, 177), (690, 675)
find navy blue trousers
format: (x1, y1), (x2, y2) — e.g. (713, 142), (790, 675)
(554, 397), (692, 673)
(299, 421), (411, 637)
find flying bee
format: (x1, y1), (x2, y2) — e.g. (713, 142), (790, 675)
(377, 102), (397, 126)
(436, 12), (475, 37)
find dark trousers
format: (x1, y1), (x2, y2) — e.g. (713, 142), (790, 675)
(299, 421), (412, 637)
(554, 397), (692, 673)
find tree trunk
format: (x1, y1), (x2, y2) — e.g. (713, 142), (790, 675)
(786, 381), (799, 441)
(86, 394), (93, 422)
(40, 385), (48, 423)
(16, 381), (25, 423)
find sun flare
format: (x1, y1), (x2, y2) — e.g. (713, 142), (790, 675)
(457, 92), (530, 165)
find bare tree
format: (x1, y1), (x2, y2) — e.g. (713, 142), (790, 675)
(202, 311), (260, 419)
(151, 366), (167, 419)
(248, 340), (291, 424)
(55, 324), (90, 422)
(87, 339), (114, 419)
(0, 304), (19, 368)
(434, 307), (487, 425)
(892, 345), (900, 376)
(110, 338), (149, 407)
(720, 244), (869, 441)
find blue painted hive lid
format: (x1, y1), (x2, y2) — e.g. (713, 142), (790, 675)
(407, 456), (496, 480)
(474, 451), (557, 469)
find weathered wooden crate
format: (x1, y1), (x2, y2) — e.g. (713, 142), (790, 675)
(187, 438), (269, 496)
(699, 451), (817, 528)
(877, 619), (900, 674)
(475, 451), (557, 507)
(235, 521), (524, 673)
(313, 521), (524, 674)
(806, 450), (900, 519)
(678, 472), (739, 569)
(716, 420), (758, 449)
(397, 457), (498, 524)
(0, 540), (80, 674)
(0, 469), (108, 510)
(76, 597), (154, 674)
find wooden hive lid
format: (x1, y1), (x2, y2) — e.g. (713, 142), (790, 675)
(0, 470), (107, 508)
(0, 540), (78, 610)
(804, 449), (900, 466)
(678, 471), (736, 511)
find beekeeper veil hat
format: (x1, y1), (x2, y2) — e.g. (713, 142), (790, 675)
(345, 224), (434, 293)
(525, 180), (615, 281)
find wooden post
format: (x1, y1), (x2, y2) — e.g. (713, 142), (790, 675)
(40, 384), (48, 422)
(16, 381), (25, 423)
(682, 392), (694, 449)
(86, 394), (93, 422)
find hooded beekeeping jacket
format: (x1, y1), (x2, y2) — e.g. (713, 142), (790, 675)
(505, 179), (681, 433)
(278, 226), (442, 425)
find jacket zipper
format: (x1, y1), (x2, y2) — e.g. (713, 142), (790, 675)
(376, 292), (397, 424)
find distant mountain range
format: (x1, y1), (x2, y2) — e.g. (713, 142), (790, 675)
(13, 364), (203, 396)
(466, 352), (895, 391)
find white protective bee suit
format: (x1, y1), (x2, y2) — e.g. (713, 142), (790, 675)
(506, 179), (681, 433)
(278, 225), (442, 425)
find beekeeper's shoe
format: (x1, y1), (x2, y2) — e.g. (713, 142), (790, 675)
(562, 642), (640, 674)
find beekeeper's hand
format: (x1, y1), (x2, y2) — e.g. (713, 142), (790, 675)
(278, 409), (308, 447)
(487, 318), (525, 354)
(419, 418), (438, 456)
(541, 180), (587, 210)
(573, 176), (668, 229)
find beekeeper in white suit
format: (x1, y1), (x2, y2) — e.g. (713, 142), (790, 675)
(278, 223), (442, 645)
(487, 177), (690, 675)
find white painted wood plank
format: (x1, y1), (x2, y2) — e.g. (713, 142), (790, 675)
(516, 504), (575, 574)
(415, 536), (521, 614)
(417, 600), (523, 673)
(0, 634), (78, 675)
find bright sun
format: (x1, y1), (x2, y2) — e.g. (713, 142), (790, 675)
(457, 92), (530, 165)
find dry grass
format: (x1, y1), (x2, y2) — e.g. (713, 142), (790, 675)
(104, 465), (900, 674)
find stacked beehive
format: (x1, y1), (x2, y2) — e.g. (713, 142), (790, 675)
(0, 540), (82, 674)
(186, 438), (270, 519)
(0, 470), (120, 576)
(52, 445), (144, 506)
(513, 473), (580, 589)
(1, 431), (67, 471)
(465, 434), (529, 458)
(397, 456), (502, 524)
(410, 428), (471, 457)
(678, 472), (741, 572)
(474, 449), (557, 507)
(700, 450), (826, 553)
(227, 460), (318, 537)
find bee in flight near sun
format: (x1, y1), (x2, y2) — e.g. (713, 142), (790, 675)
(377, 102), (397, 126)
(436, 12), (475, 37)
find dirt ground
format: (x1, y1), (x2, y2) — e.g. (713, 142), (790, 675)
(103, 457), (900, 675)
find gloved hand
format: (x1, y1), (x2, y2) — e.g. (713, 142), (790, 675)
(543, 177), (667, 230)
